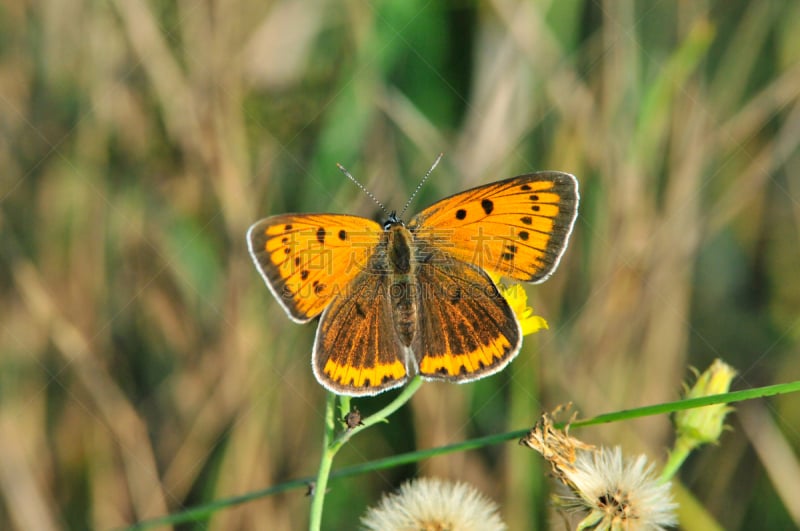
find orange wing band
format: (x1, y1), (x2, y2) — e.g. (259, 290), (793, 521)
(323, 358), (407, 389)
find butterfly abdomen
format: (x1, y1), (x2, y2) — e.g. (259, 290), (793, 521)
(386, 223), (418, 346)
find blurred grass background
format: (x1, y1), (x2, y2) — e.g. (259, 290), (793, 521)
(1, 0), (799, 529)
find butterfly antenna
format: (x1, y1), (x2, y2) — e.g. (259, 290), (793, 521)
(336, 163), (390, 217)
(398, 152), (443, 218)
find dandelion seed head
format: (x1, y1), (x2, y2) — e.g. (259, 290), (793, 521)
(360, 477), (507, 531)
(562, 447), (678, 530)
(521, 411), (678, 530)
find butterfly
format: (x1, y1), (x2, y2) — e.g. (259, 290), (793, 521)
(247, 167), (579, 396)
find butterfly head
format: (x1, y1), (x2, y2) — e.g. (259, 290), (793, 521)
(383, 211), (404, 230)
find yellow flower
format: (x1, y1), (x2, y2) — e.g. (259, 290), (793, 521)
(660, 359), (738, 482)
(675, 359), (737, 449)
(488, 272), (549, 336)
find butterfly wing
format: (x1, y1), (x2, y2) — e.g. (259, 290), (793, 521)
(408, 172), (579, 282)
(411, 243), (521, 381)
(247, 214), (382, 322)
(313, 269), (410, 395)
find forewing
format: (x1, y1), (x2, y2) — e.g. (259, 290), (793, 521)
(247, 214), (381, 322)
(408, 172), (579, 282)
(313, 271), (410, 396)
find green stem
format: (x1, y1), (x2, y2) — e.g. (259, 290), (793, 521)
(338, 395), (351, 424)
(332, 376), (423, 450)
(307, 375), (424, 530)
(660, 436), (693, 482)
(308, 393), (337, 531)
(123, 379), (800, 530)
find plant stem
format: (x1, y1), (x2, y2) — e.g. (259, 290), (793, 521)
(308, 392), (337, 531)
(123, 378), (800, 530)
(338, 395), (351, 424)
(660, 437), (693, 482)
(307, 376), (424, 530)
(332, 376), (423, 449)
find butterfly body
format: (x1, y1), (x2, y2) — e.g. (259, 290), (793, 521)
(248, 172), (579, 396)
(377, 220), (417, 346)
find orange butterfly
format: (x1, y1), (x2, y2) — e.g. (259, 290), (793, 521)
(247, 165), (579, 396)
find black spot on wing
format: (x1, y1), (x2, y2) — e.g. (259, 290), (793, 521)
(456, 209), (467, 220)
(312, 280), (326, 294)
(481, 198), (494, 215)
(518, 230), (529, 241)
(316, 227), (326, 244)
(338, 229), (347, 241)
(521, 216), (532, 225)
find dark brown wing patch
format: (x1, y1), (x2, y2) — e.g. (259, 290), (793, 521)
(411, 246), (522, 381)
